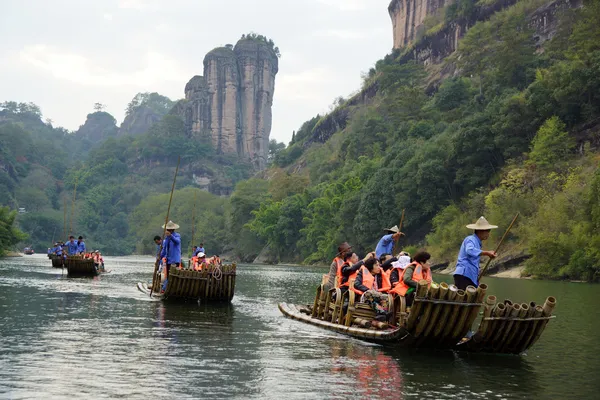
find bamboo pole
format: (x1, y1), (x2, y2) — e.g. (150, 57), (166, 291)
(70, 176), (78, 236)
(479, 213), (519, 281)
(63, 196), (67, 241)
(433, 284), (458, 338)
(392, 208), (406, 256)
(150, 156), (181, 297)
(191, 190), (196, 256)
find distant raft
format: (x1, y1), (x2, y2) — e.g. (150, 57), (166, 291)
(65, 256), (100, 277)
(279, 276), (556, 355)
(138, 263), (237, 302)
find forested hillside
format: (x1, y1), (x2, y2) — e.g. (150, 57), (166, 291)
(234, 0), (600, 281)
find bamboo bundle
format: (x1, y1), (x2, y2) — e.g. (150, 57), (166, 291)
(161, 264), (236, 302)
(66, 257), (97, 276)
(521, 296), (556, 350)
(491, 303), (521, 350)
(405, 280), (430, 330)
(473, 295), (497, 340)
(414, 282), (441, 337)
(456, 284), (487, 341)
(353, 317), (372, 328)
(501, 303), (529, 352)
(449, 286), (478, 344)
(439, 289), (466, 342)
(482, 302), (506, 343)
(433, 284), (458, 338)
(422, 282), (449, 338)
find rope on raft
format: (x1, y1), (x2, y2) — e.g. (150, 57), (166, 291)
(212, 265), (223, 281)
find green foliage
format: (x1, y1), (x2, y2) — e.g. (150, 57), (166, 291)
(527, 116), (574, 169)
(240, 32), (280, 57)
(0, 206), (27, 255)
(125, 92), (174, 117)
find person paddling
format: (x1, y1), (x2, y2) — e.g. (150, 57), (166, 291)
(375, 226), (405, 258)
(159, 220), (182, 293)
(453, 216), (498, 290)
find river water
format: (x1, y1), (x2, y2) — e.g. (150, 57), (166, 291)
(0, 254), (597, 399)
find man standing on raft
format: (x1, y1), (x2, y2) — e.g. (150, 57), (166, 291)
(375, 225), (405, 258)
(159, 220), (182, 293)
(454, 216), (497, 290)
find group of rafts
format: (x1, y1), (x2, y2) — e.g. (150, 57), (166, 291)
(279, 218), (557, 355)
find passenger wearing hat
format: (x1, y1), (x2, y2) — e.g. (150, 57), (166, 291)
(375, 225), (405, 258)
(159, 220), (182, 292)
(326, 242), (353, 290)
(454, 216), (498, 290)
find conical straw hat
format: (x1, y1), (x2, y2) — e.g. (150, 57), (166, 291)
(466, 216), (498, 230)
(383, 225), (401, 234)
(162, 220), (180, 230)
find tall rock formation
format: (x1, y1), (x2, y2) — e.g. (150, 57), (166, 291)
(388, 0), (455, 49)
(176, 37), (279, 170)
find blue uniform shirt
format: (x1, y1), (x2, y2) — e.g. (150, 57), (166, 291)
(160, 232), (181, 264)
(77, 241), (86, 253)
(375, 234), (394, 258)
(454, 234), (483, 286)
(66, 241), (79, 255)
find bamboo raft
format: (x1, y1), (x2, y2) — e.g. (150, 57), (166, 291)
(65, 256), (99, 277)
(279, 275), (556, 354)
(49, 254), (64, 268)
(139, 263), (236, 302)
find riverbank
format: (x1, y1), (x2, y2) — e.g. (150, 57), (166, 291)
(1, 251), (23, 257)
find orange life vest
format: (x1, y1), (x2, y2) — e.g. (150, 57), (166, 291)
(390, 262), (432, 296)
(333, 257), (345, 287)
(351, 266), (391, 295)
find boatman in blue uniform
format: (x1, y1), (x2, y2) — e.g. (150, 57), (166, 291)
(375, 225), (405, 258)
(76, 236), (86, 254)
(66, 236), (79, 255)
(159, 220), (182, 293)
(454, 216), (498, 290)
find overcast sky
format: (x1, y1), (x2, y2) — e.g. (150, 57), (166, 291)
(0, 0), (392, 144)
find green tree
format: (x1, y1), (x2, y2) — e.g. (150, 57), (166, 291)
(527, 116), (574, 169)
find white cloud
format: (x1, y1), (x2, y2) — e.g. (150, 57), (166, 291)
(314, 0), (372, 11)
(103, 13), (113, 21)
(314, 29), (366, 40)
(117, 0), (157, 10)
(276, 67), (339, 102)
(19, 45), (188, 87)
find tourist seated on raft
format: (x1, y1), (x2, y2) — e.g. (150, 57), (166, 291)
(334, 251), (370, 297)
(326, 242), (352, 290)
(93, 250), (105, 271)
(193, 252), (208, 271)
(389, 252), (412, 287)
(389, 251), (433, 306)
(352, 257), (392, 320)
(209, 255), (222, 266)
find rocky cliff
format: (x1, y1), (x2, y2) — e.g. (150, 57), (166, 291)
(176, 37), (278, 170)
(119, 106), (163, 137)
(75, 111), (118, 143)
(388, 0), (455, 49)
(304, 0), (582, 148)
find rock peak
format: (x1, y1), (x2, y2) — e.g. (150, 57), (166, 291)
(176, 35), (279, 170)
